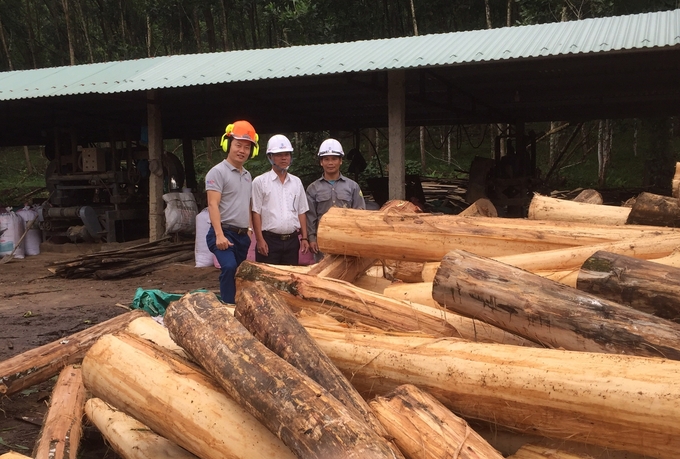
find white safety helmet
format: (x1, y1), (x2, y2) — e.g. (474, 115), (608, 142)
(317, 138), (344, 157)
(266, 134), (294, 155)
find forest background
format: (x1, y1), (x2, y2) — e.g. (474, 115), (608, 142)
(0, 0), (679, 208)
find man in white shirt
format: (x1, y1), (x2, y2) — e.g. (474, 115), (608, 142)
(251, 134), (310, 265)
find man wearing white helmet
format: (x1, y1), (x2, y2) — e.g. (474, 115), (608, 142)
(251, 134), (310, 265)
(306, 138), (365, 261)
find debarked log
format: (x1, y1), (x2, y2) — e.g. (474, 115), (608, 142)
(33, 365), (86, 459)
(236, 260), (458, 337)
(493, 232), (680, 272)
(316, 208), (678, 262)
(82, 332), (296, 459)
(433, 250), (680, 360)
(164, 293), (402, 459)
(234, 283), (389, 438)
(527, 193), (630, 225)
(303, 326), (680, 459)
(577, 250), (680, 323)
(370, 384), (504, 459)
(85, 398), (199, 459)
(0, 309), (147, 396)
(507, 444), (593, 459)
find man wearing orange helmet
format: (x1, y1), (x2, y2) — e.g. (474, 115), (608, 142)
(205, 120), (259, 304)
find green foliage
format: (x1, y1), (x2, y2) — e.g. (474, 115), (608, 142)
(0, 147), (49, 206)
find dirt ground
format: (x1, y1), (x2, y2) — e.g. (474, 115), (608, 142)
(0, 241), (220, 458)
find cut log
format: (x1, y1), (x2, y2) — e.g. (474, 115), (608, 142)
(85, 398), (199, 459)
(577, 250), (680, 323)
(673, 162), (680, 199)
(494, 232), (680, 272)
(572, 189), (603, 204)
(507, 444), (593, 459)
(0, 453), (31, 459)
(317, 208), (676, 262)
(33, 365), (86, 459)
(164, 292), (402, 459)
(353, 272), (393, 293)
(369, 384), (504, 459)
(458, 198), (498, 217)
(233, 282), (389, 438)
(303, 325), (680, 459)
(307, 254), (376, 282)
(433, 250), (680, 359)
(236, 260), (458, 337)
(383, 281), (438, 308)
(527, 193), (630, 225)
(82, 332), (296, 459)
(627, 192), (680, 227)
(0, 309), (147, 396)
(385, 260), (428, 283)
(125, 316), (190, 359)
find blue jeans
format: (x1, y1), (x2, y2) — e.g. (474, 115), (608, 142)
(206, 226), (251, 304)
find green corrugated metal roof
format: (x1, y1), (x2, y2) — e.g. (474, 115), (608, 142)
(0, 9), (678, 101)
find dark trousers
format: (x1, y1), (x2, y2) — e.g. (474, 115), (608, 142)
(206, 226), (251, 304)
(255, 232), (300, 265)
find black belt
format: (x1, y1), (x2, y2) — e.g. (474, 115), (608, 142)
(263, 230), (298, 241)
(222, 224), (249, 235)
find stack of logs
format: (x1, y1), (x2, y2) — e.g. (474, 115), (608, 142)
(4, 174), (680, 459)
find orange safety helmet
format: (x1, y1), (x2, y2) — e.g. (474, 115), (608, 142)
(220, 120), (259, 158)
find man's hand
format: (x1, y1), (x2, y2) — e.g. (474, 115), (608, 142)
(309, 241), (319, 254)
(216, 233), (232, 251)
(256, 237), (269, 256)
(300, 239), (310, 254)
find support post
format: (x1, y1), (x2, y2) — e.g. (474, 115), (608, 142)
(147, 90), (164, 241)
(388, 70), (405, 200)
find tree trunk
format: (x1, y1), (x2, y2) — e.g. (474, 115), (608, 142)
(572, 189), (603, 204)
(33, 366), (86, 459)
(370, 384), (504, 459)
(24, 0), (37, 67)
(672, 162), (680, 199)
(627, 192), (680, 227)
(495, 232), (680, 272)
(233, 283), (390, 439)
(85, 398), (200, 459)
(61, 0), (76, 65)
(164, 293), (401, 459)
(305, 326), (680, 459)
(74, 0), (93, 62)
(577, 250), (680, 323)
(317, 208), (677, 262)
(527, 194), (630, 225)
(433, 250), (680, 360)
(0, 309), (146, 396)
(82, 332), (296, 459)
(23, 146), (34, 174)
(236, 260), (459, 337)
(0, 17), (13, 70)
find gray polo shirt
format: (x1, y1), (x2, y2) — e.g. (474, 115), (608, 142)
(205, 159), (252, 228)
(306, 174), (365, 243)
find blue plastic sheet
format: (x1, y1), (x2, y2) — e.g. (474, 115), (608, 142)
(130, 287), (215, 316)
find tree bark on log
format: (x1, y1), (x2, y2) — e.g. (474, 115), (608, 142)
(627, 192), (680, 227)
(236, 260), (458, 337)
(85, 398), (200, 459)
(233, 283), (390, 438)
(494, 232), (680, 272)
(458, 198), (497, 217)
(433, 250), (680, 359)
(303, 326), (680, 459)
(82, 332), (296, 459)
(164, 292), (402, 459)
(317, 208), (676, 262)
(577, 251), (680, 323)
(0, 309), (147, 396)
(369, 384), (504, 459)
(507, 444), (592, 459)
(572, 189), (603, 204)
(527, 194), (630, 225)
(33, 365), (86, 459)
